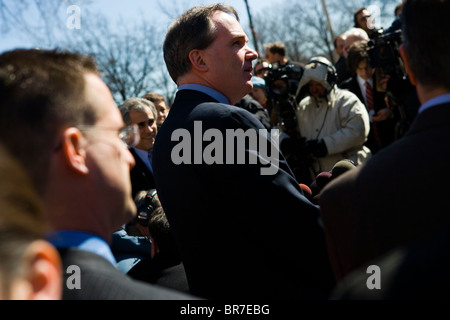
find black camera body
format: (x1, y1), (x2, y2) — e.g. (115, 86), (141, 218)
(367, 28), (406, 80)
(264, 62), (303, 134)
(263, 62), (314, 184)
(264, 62), (303, 100)
(367, 27), (419, 140)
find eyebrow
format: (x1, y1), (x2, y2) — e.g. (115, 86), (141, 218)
(230, 32), (248, 42)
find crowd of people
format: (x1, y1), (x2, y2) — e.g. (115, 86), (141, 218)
(0, 0), (449, 300)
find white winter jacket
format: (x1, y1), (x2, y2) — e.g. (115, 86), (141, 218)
(296, 87), (371, 176)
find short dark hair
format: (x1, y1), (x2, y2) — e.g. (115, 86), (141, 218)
(148, 207), (181, 263)
(347, 41), (370, 74)
(142, 92), (166, 104)
(163, 4), (239, 83)
(394, 3), (403, 16)
(264, 42), (286, 57)
(402, 0), (450, 89)
(0, 49), (99, 194)
(353, 7), (367, 27)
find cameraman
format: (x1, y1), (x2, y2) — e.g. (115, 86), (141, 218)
(295, 57), (371, 180)
(341, 40), (397, 154)
(264, 41), (305, 71)
(264, 42), (305, 128)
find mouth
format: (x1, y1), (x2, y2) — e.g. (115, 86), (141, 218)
(244, 67), (253, 80)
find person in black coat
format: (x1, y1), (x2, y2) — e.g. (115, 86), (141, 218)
(119, 98), (158, 198)
(153, 4), (335, 300)
(320, 0), (450, 295)
(340, 40), (397, 154)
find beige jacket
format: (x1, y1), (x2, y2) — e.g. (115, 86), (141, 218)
(296, 87), (371, 176)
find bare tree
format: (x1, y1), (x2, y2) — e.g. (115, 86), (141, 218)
(1, 0), (401, 105)
(0, 0), (91, 47)
(65, 15), (168, 104)
(253, 0), (400, 63)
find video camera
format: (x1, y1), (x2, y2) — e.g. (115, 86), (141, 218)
(367, 27), (418, 140)
(263, 62), (303, 134)
(367, 28), (406, 80)
(264, 61), (303, 100)
(263, 62), (314, 184)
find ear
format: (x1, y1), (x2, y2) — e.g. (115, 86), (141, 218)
(399, 44), (417, 86)
(61, 127), (89, 174)
(188, 49), (209, 72)
(13, 240), (62, 300)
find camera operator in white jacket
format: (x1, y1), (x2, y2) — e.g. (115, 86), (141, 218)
(295, 56), (371, 179)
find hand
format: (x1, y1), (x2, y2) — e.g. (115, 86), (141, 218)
(304, 139), (328, 158)
(372, 108), (392, 122)
(378, 73), (391, 92)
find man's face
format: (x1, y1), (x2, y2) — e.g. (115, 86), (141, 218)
(201, 11), (258, 105)
(265, 49), (276, 63)
(356, 9), (373, 33)
(251, 86), (267, 105)
(356, 59), (374, 81)
(83, 73), (137, 227)
(154, 100), (169, 127)
(254, 61), (269, 78)
(335, 36), (346, 58)
(129, 108), (157, 151)
(308, 80), (326, 98)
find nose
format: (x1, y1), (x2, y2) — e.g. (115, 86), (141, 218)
(143, 123), (155, 134)
(247, 46), (258, 61)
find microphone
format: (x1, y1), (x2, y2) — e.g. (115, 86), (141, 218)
(299, 183), (313, 201)
(330, 159), (356, 180)
(315, 171), (332, 190)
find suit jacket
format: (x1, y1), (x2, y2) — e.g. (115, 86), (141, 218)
(332, 221), (450, 299)
(152, 89), (335, 299)
(128, 257), (190, 294)
(340, 75), (397, 153)
(130, 148), (155, 198)
(58, 248), (195, 300)
(319, 102), (450, 282)
(335, 57), (351, 86)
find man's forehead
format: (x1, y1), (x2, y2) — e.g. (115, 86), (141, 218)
(130, 108), (154, 119)
(212, 10), (245, 37)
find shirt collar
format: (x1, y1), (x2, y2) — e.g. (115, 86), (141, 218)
(134, 147), (151, 159)
(47, 231), (117, 266)
(357, 74), (372, 88)
(418, 93), (450, 114)
(178, 84), (230, 104)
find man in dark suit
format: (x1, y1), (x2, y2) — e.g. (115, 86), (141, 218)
(340, 40), (397, 154)
(119, 98), (158, 198)
(320, 0), (450, 293)
(0, 49), (194, 299)
(153, 4), (335, 299)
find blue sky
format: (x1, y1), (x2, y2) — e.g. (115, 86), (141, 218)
(0, 0), (278, 53)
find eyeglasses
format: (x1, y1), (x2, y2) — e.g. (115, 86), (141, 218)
(77, 124), (140, 149)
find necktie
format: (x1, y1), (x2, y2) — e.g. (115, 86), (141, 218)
(365, 81), (382, 147)
(365, 81), (374, 110)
